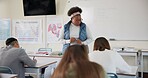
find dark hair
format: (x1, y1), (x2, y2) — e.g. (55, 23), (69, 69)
(6, 37), (18, 46)
(93, 37), (111, 51)
(67, 6), (82, 16)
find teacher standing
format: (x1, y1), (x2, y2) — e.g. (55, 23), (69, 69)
(59, 6), (93, 53)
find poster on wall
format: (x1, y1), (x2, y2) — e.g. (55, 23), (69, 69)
(12, 19), (42, 43)
(47, 16), (63, 43)
(0, 19), (11, 40)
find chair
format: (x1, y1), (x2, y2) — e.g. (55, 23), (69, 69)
(107, 73), (118, 78)
(0, 66), (13, 74)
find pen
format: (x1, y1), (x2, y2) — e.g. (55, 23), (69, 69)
(33, 56), (35, 60)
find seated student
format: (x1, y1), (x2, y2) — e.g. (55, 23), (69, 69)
(89, 37), (131, 73)
(51, 44), (108, 78)
(0, 37), (37, 78)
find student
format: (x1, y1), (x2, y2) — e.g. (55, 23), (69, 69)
(51, 45), (107, 78)
(89, 37), (131, 73)
(0, 37), (37, 78)
(58, 6), (93, 53)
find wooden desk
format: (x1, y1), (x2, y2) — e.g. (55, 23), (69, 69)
(0, 73), (17, 78)
(25, 57), (57, 78)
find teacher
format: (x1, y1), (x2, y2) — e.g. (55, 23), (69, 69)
(59, 6), (93, 53)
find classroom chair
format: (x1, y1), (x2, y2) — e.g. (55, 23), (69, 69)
(0, 66), (13, 74)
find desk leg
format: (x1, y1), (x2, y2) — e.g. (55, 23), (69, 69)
(137, 51), (142, 78)
(137, 50), (143, 78)
(37, 68), (41, 78)
(141, 52), (143, 78)
(135, 52), (138, 78)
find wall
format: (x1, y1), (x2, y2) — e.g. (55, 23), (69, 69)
(0, 0), (10, 47)
(0, 0), (148, 70)
(64, 0), (148, 71)
(0, 0), (10, 18)
(0, 0), (67, 52)
(0, 0), (147, 52)
(66, 0), (148, 40)
(64, 0), (148, 50)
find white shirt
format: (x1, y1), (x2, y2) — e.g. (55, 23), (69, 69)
(89, 50), (131, 73)
(58, 23), (93, 45)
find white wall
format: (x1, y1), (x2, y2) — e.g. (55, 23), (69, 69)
(0, 0), (148, 52)
(64, 0), (148, 49)
(0, 0), (10, 18)
(0, 0), (148, 71)
(0, 0), (147, 52)
(0, 0), (10, 47)
(64, 0), (148, 71)
(0, 0), (67, 51)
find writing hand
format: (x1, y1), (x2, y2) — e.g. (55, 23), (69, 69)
(33, 59), (37, 63)
(33, 56), (37, 63)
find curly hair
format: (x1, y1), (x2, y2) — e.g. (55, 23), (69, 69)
(67, 6), (82, 16)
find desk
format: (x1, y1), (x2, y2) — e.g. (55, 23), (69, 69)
(28, 54), (62, 58)
(117, 66), (138, 76)
(25, 57), (57, 78)
(118, 50), (140, 65)
(139, 50), (148, 78)
(0, 73), (17, 78)
(27, 54), (62, 78)
(118, 50), (148, 78)
(117, 50), (141, 78)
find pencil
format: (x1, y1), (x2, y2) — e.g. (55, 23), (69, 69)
(33, 56), (35, 60)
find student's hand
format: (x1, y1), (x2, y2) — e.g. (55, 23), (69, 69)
(33, 59), (37, 63)
(70, 37), (76, 43)
(76, 39), (82, 44)
(24, 65), (28, 67)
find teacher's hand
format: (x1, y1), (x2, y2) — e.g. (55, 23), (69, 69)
(70, 37), (76, 43)
(76, 39), (82, 44)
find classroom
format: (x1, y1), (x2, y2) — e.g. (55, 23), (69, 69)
(0, 0), (148, 78)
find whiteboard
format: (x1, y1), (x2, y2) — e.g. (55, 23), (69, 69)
(67, 0), (148, 40)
